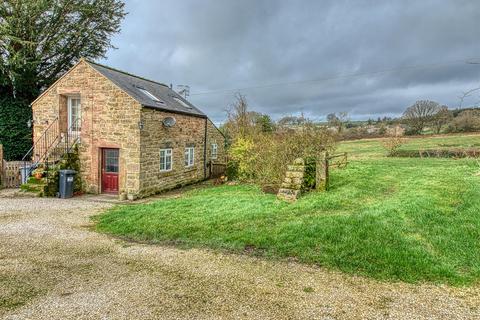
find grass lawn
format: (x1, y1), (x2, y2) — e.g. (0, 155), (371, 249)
(96, 134), (480, 285)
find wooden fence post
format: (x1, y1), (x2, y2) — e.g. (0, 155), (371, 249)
(316, 151), (329, 191)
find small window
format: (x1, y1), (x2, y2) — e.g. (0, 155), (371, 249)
(184, 147), (194, 167)
(174, 97), (192, 109)
(138, 88), (163, 103)
(160, 148), (172, 171)
(211, 143), (218, 159)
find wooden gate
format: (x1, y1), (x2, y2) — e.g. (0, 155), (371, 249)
(210, 162), (226, 178)
(316, 152), (348, 191)
(1, 161), (26, 188)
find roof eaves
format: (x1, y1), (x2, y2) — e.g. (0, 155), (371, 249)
(208, 118), (226, 139)
(141, 104), (207, 118)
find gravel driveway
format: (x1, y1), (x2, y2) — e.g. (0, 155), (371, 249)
(1, 192), (479, 320)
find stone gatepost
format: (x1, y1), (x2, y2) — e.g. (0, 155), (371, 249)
(277, 158), (305, 202)
(316, 151), (328, 191)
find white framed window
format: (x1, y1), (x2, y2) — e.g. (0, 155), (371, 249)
(211, 143), (218, 159)
(160, 148), (172, 171)
(184, 147), (194, 167)
(67, 96), (81, 132)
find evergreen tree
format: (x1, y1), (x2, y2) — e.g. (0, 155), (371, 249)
(0, 0), (126, 160)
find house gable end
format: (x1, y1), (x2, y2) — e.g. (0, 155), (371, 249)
(31, 59), (87, 107)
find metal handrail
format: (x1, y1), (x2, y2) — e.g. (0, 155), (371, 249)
(21, 117), (59, 162)
(65, 118), (81, 154)
(20, 116), (82, 182)
(21, 117), (60, 178)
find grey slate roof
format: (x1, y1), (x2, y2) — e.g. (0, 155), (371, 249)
(86, 60), (206, 118)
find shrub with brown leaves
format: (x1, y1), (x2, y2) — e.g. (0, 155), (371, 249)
(382, 135), (406, 156)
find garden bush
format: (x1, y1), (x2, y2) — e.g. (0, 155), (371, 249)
(382, 135), (406, 156)
(44, 145), (83, 196)
(228, 124), (337, 188)
(0, 97), (32, 160)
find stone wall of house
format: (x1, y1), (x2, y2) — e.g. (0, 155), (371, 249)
(31, 59), (142, 196)
(206, 119), (226, 164)
(139, 109), (207, 197)
(139, 111), (226, 198)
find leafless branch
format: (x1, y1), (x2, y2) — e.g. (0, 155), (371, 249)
(459, 86), (480, 108)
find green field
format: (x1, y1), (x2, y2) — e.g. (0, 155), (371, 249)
(339, 133), (480, 159)
(96, 134), (480, 285)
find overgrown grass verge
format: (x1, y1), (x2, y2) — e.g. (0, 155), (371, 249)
(95, 156), (480, 286)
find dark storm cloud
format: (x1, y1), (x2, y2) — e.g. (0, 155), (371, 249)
(101, 0), (480, 123)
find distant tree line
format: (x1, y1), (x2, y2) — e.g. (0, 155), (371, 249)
(402, 100), (480, 135)
(221, 97), (480, 145)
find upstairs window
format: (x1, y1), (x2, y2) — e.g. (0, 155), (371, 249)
(68, 96), (81, 132)
(184, 147), (194, 167)
(160, 148), (172, 171)
(211, 143), (218, 159)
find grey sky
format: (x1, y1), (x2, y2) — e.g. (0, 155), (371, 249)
(101, 0), (480, 123)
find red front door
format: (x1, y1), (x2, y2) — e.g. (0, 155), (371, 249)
(102, 148), (119, 194)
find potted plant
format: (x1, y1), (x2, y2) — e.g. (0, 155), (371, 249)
(32, 169), (43, 180)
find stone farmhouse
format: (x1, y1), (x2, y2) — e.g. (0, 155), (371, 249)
(30, 59), (225, 199)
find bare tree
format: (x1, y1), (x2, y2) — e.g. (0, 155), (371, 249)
(277, 115), (306, 127)
(459, 86), (480, 108)
(224, 93), (257, 139)
(326, 112), (348, 133)
(402, 100), (440, 134)
(431, 105), (452, 134)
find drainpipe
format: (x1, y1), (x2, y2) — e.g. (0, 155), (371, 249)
(203, 117), (208, 179)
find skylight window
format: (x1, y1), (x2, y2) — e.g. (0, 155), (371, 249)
(138, 88), (163, 103)
(174, 97), (192, 109)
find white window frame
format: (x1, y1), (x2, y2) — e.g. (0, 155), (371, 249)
(160, 148), (173, 172)
(211, 143), (218, 159)
(184, 147), (194, 167)
(67, 96), (81, 132)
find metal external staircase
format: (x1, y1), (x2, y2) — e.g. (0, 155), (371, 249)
(21, 117), (81, 180)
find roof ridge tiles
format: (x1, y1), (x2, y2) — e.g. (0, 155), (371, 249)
(85, 59), (169, 88)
